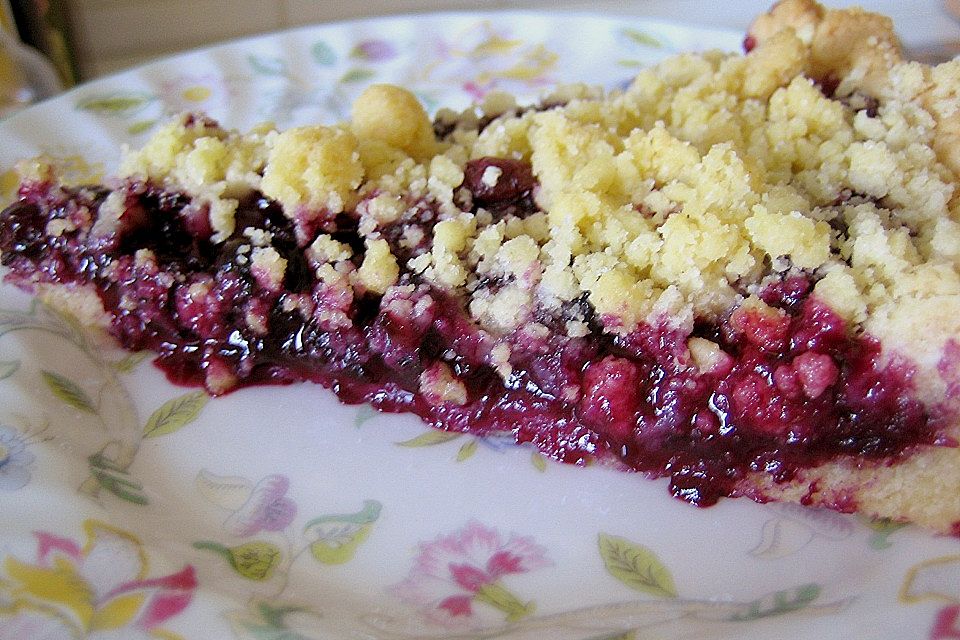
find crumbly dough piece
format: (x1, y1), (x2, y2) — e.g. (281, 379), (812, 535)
(749, 0), (960, 178)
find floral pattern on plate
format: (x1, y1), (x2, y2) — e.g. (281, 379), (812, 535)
(391, 521), (551, 626)
(0, 519), (196, 639)
(0, 422), (39, 491)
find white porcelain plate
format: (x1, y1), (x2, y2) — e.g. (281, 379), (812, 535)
(0, 12), (958, 640)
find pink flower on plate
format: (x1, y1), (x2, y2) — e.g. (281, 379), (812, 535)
(351, 39), (398, 62)
(462, 80), (487, 101)
(224, 474), (297, 537)
(931, 605), (960, 639)
(391, 521), (551, 626)
(0, 519), (196, 639)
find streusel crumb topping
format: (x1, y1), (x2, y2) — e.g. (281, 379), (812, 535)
(110, 7), (959, 401)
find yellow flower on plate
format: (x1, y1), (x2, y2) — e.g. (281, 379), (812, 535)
(0, 519), (197, 639)
(181, 86), (212, 103)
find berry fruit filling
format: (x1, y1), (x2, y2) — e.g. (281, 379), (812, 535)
(0, 169), (939, 508)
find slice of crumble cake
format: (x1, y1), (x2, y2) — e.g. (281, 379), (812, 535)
(2, 0), (959, 532)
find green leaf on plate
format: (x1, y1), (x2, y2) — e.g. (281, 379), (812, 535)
(617, 59), (642, 67)
(304, 500), (382, 565)
(860, 516), (908, 550)
(599, 533), (677, 598)
(456, 439), (478, 462)
(195, 540), (282, 580)
(88, 452), (122, 472)
(42, 370), (97, 414)
(311, 40), (337, 66)
(530, 451), (547, 472)
(127, 119), (157, 135)
(248, 54), (287, 76)
(862, 515), (903, 532)
(89, 454), (148, 504)
(728, 584), (821, 621)
(622, 28), (663, 48)
(95, 474), (149, 505)
(353, 404), (378, 428)
(0, 360), (19, 381)
(257, 602), (306, 630)
(113, 351), (151, 373)
(77, 92), (153, 114)
(396, 430), (462, 447)
(232, 602), (309, 639)
(49, 306), (89, 345)
(143, 391), (208, 438)
(340, 67), (375, 83)
(582, 632), (636, 640)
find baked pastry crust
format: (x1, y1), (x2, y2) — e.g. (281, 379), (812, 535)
(2, 0), (959, 532)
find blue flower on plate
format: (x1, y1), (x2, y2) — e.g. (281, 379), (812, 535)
(0, 424), (34, 491)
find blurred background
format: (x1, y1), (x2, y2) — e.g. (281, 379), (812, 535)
(0, 0), (957, 113)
